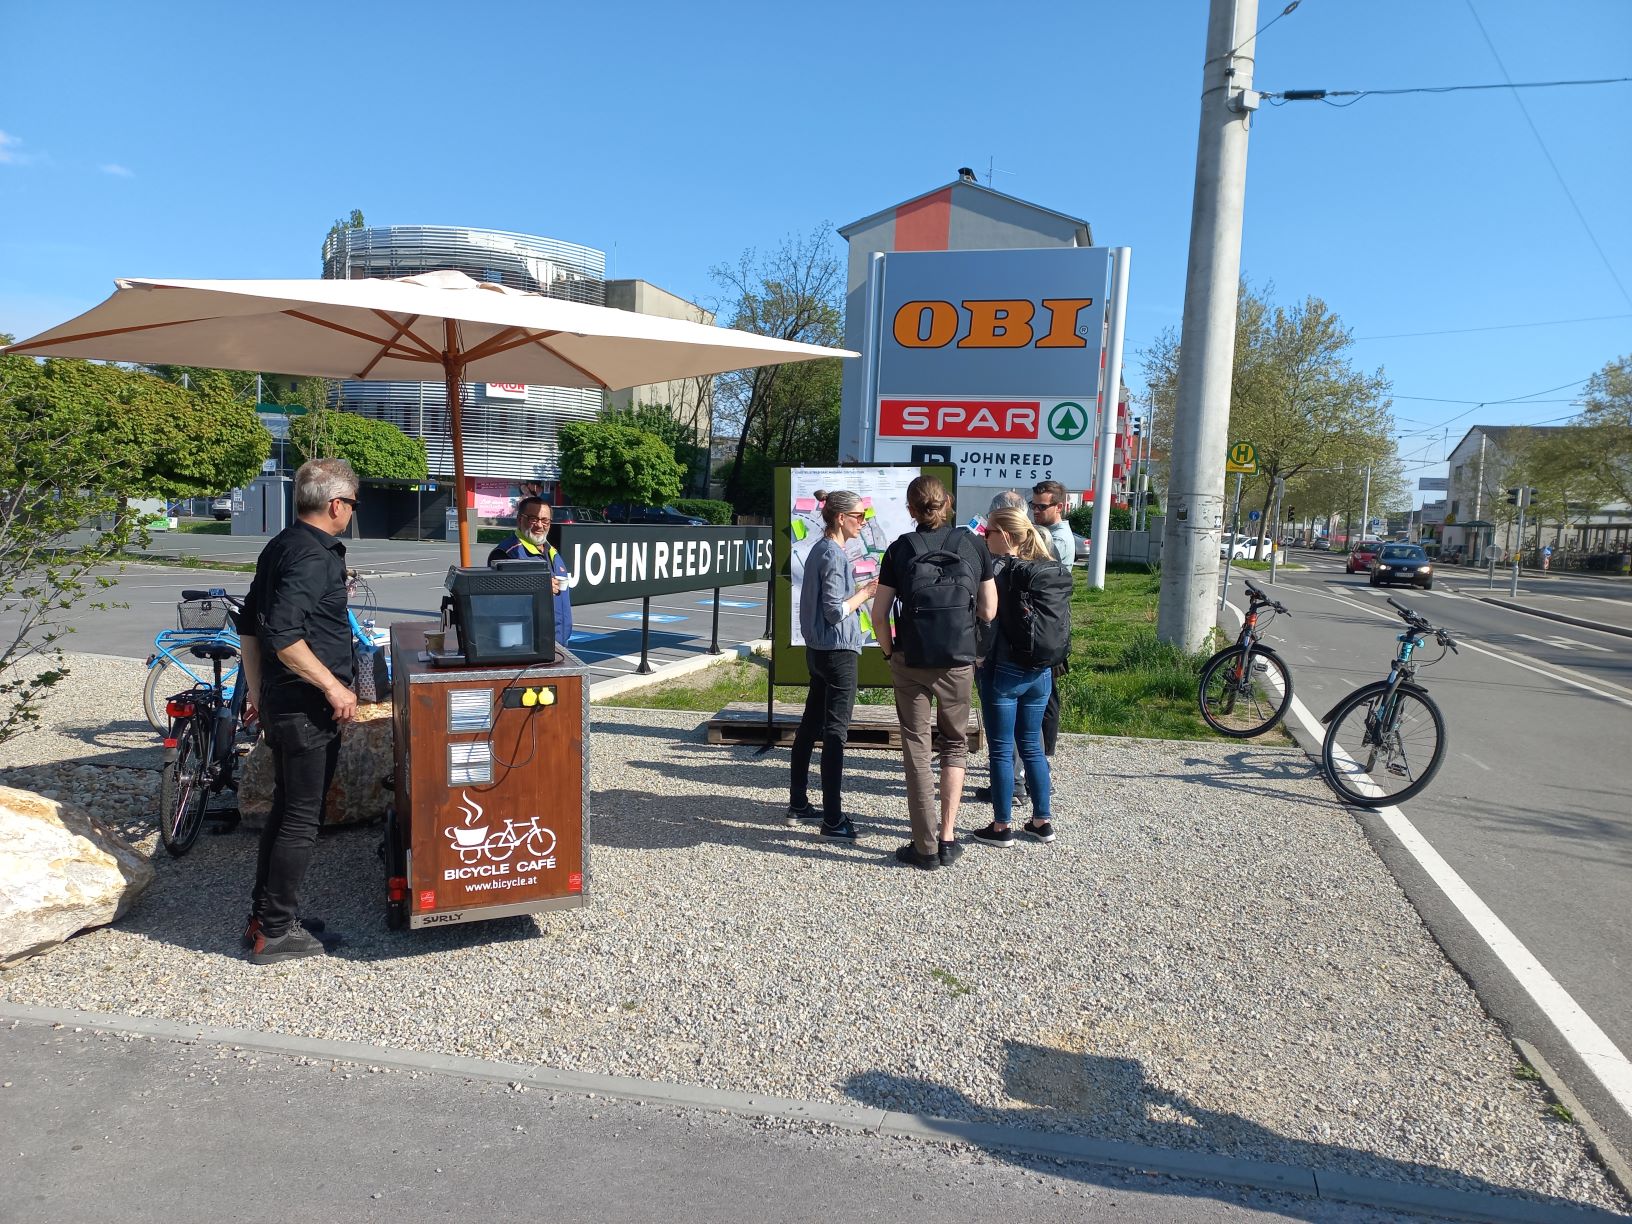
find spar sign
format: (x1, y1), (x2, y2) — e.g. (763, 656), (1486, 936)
(864, 247), (1114, 490)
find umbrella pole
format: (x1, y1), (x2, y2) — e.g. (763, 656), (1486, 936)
(444, 340), (472, 568)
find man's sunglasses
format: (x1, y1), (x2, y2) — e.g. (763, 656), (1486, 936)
(1029, 500), (1057, 512)
(334, 496), (360, 510)
(519, 513), (552, 524)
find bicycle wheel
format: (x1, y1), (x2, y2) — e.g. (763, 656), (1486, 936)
(142, 657), (192, 730)
(1321, 681), (1447, 808)
(1198, 645), (1293, 738)
(157, 720), (210, 856)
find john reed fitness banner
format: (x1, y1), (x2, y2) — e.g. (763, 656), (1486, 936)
(552, 524), (774, 604)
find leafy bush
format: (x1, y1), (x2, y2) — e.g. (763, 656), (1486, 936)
(674, 498), (733, 524)
(1068, 505), (1133, 535)
(559, 421), (683, 508)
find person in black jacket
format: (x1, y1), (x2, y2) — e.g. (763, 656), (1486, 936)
(238, 459), (359, 964)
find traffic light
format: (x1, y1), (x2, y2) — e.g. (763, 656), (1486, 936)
(1506, 488), (1521, 506)
(1529, 487), (1539, 505)
(1286, 506), (1295, 520)
(1132, 418), (1143, 438)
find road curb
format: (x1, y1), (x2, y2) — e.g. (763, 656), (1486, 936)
(2, 1001), (1623, 1221)
(1475, 597), (1632, 639)
(589, 639), (767, 701)
(1516, 1038), (1632, 1203)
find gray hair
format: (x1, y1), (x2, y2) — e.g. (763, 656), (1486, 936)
(294, 458), (359, 514)
(988, 489), (1026, 515)
(820, 488), (863, 528)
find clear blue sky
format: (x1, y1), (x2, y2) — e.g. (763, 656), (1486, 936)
(3, 0), (1628, 501)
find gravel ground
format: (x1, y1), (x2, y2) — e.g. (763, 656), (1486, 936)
(1, 653), (1626, 1216)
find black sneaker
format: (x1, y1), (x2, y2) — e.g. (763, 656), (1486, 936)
(242, 914), (327, 949)
(249, 921), (330, 965)
(971, 823), (1017, 849)
(819, 817), (858, 840)
(938, 839), (964, 867)
(786, 802), (824, 826)
(894, 843), (940, 871)
(1022, 820), (1056, 844)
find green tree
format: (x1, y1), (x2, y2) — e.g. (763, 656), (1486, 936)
(1575, 354), (1632, 506)
(711, 227), (845, 507)
(287, 409), (428, 480)
(0, 344), (145, 744)
(601, 401), (707, 495)
(557, 421), (683, 508)
(1143, 283), (1395, 551)
(129, 365), (272, 496)
(722, 354), (844, 517)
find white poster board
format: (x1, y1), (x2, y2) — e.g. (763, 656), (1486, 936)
(787, 467), (920, 647)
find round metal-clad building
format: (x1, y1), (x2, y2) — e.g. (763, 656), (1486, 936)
(321, 224), (606, 487)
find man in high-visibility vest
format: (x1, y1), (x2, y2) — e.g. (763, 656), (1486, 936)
(486, 496), (573, 646)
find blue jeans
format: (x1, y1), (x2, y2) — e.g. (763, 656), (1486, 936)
(981, 662), (1052, 824)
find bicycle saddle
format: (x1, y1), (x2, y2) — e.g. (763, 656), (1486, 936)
(189, 643), (239, 661)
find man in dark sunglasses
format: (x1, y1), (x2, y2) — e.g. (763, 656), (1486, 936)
(238, 458), (360, 965)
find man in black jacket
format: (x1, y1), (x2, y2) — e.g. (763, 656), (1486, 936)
(238, 459), (359, 964)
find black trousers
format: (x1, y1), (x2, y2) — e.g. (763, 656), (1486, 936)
(253, 699), (342, 938)
(789, 648), (859, 819)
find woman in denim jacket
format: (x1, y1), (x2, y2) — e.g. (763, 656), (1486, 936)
(787, 490), (876, 839)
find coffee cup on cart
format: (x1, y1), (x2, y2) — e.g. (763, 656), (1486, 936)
(447, 825), (487, 847)
(425, 629), (446, 653)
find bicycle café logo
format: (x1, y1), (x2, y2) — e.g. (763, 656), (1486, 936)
(443, 791), (557, 882)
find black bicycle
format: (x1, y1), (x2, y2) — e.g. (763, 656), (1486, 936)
(1198, 581), (1294, 737)
(1319, 597), (1456, 808)
(156, 588), (253, 856)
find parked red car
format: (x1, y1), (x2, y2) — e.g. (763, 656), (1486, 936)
(1346, 540), (1384, 574)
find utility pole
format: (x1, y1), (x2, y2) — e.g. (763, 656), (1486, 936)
(1359, 465), (1372, 540)
(1088, 248), (1132, 590)
(1158, 0), (1260, 649)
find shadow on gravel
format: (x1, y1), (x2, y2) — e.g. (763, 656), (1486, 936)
(845, 1044), (1618, 1221)
(112, 824), (546, 964)
(592, 786), (902, 865)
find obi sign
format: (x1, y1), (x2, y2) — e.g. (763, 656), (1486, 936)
(865, 247), (1115, 490)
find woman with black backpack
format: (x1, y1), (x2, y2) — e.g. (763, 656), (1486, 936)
(971, 506), (1071, 848)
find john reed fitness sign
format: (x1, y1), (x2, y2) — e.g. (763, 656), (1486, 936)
(553, 524), (774, 604)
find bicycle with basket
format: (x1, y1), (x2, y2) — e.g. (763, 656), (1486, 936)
(155, 588), (254, 856)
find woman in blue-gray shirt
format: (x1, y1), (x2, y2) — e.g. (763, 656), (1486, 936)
(788, 489), (877, 839)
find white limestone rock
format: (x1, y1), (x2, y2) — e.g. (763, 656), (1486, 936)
(0, 784), (153, 965)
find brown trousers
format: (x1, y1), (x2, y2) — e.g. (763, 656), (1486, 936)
(889, 656), (973, 854)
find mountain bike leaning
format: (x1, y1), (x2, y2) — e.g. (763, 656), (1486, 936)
(1198, 581), (1295, 737)
(1319, 597), (1457, 808)
(156, 589), (253, 856)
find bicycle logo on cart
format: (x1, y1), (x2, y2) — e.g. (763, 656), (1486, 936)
(443, 792), (557, 865)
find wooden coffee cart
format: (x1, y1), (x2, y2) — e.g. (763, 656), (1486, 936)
(384, 622), (591, 930)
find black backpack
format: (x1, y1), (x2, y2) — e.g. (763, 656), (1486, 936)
(997, 558), (1074, 669)
(895, 528), (980, 668)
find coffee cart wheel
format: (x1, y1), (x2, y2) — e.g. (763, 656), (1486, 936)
(383, 806), (408, 931)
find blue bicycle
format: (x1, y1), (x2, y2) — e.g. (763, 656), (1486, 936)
(143, 590), (241, 730)
(143, 579), (390, 729)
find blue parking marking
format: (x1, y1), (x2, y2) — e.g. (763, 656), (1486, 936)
(699, 597), (760, 609)
(608, 611), (687, 624)
(569, 630), (612, 643)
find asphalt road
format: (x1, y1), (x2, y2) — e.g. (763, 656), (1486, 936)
(1222, 550), (1632, 1167)
(5, 532), (771, 680)
(0, 1022), (1394, 1224)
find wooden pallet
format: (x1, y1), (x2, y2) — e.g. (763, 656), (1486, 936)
(706, 701), (983, 751)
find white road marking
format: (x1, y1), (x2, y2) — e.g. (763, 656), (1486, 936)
(1229, 601), (1632, 1125)
(1460, 753), (1492, 772)
(1297, 586), (1632, 708)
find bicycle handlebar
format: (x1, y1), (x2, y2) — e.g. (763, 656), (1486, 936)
(1386, 595), (1456, 651)
(1244, 582), (1291, 616)
(181, 587), (241, 607)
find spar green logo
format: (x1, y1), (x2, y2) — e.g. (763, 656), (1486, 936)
(1047, 400), (1090, 441)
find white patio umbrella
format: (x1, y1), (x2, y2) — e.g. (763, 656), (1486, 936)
(5, 269), (853, 563)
